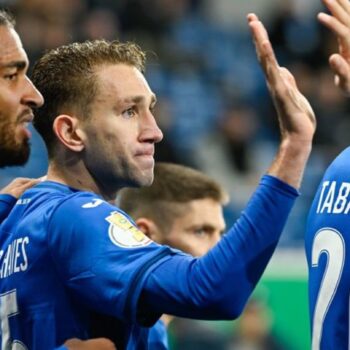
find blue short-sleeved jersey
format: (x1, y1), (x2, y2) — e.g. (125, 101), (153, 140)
(0, 175), (298, 349)
(306, 147), (350, 349)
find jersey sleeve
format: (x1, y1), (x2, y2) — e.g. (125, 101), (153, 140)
(0, 194), (17, 224)
(140, 175), (299, 320)
(46, 194), (173, 325)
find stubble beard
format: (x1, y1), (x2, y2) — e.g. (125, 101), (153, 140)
(0, 119), (30, 168)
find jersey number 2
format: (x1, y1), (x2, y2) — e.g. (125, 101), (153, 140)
(0, 290), (27, 350)
(311, 228), (345, 350)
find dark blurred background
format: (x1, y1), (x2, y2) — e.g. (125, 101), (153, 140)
(0, 1), (344, 348)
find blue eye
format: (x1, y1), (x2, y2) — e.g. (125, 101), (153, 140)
(194, 228), (206, 236)
(121, 107), (136, 119)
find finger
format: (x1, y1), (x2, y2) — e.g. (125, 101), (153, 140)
(19, 178), (40, 190)
(322, 0), (350, 27)
(247, 13), (259, 23)
(329, 53), (350, 90)
(248, 18), (280, 84)
(336, 0), (350, 14)
(10, 177), (34, 184)
(329, 53), (350, 74)
(318, 12), (350, 42)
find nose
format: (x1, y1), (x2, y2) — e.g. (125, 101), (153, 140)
(140, 112), (163, 144)
(21, 76), (44, 109)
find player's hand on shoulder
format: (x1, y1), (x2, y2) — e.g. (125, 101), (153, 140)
(318, 0), (350, 95)
(0, 177), (42, 199)
(64, 338), (116, 350)
(247, 13), (316, 145)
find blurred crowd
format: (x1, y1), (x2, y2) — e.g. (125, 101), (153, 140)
(0, 0), (347, 246)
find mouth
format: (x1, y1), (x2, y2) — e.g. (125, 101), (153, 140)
(19, 111), (34, 124)
(135, 146), (155, 158)
(18, 111), (34, 139)
(135, 148), (155, 167)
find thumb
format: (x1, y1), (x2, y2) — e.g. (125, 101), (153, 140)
(329, 54), (350, 94)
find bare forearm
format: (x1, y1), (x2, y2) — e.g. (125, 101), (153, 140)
(268, 138), (312, 189)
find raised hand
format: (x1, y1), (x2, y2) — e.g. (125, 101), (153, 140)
(318, 0), (350, 94)
(248, 13), (316, 144)
(247, 13), (316, 188)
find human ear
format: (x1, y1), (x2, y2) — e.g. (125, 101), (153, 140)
(53, 115), (86, 152)
(135, 217), (163, 242)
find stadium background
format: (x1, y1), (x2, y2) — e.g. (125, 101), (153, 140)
(0, 0), (344, 348)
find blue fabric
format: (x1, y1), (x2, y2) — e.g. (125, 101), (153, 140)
(306, 146), (350, 349)
(142, 175), (298, 319)
(0, 194), (16, 223)
(148, 320), (168, 350)
(0, 175), (298, 349)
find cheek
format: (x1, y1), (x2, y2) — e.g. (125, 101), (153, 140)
(0, 87), (19, 113)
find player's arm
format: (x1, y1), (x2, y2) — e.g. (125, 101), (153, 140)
(0, 178), (40, 223)
(317, 0), (350, 94)
(140, 175), (297, 319)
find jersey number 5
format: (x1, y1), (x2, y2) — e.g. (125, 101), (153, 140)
(0, 290), (27, 350)
(311, 228), (345, 350)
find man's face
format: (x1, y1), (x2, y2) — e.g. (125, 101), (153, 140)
(162, 198), (226, 257)
(81, 64), (163, 193)
(0, 26), (44, 167)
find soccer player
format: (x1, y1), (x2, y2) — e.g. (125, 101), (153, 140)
(117, 162), (228, 348)
(0, 9), (115, 350)
(0, 13), (315, 350)
(305, 1), (350, 349)
(0, 8), (43, 218)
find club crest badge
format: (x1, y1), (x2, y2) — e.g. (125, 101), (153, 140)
(105, 211), (152, 248)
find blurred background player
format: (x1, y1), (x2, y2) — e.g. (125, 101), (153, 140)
(305, 0), (350, 349)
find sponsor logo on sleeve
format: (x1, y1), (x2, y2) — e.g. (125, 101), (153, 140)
(82, 199), (104, 208)
(105, 211), (152, 248)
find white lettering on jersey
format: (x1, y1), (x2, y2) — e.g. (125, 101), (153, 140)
(82, 199), (104, 208)
(105, 211), (152, 248)
(316, 181), (350, 214)
(0, 237), (29, 278)
(16, 198), (31, 205)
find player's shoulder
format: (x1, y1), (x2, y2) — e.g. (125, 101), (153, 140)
(327, 147), (350, 174)
(50, 191), (154, 249)
(53, 190), (117, 218)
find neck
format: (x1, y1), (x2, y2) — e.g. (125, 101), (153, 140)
(46, 160), (117, 202)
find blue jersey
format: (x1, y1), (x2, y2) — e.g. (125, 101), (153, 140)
(0, 194), (16, 223)
(148, 320), (168, 349)
(0, 176), (298, 349)
(306, 147), (350, 350)
(0, 194), (66, 350)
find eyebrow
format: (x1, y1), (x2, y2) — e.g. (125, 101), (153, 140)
(123, 94), (157, 105)
(0, 60), (27, 70)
